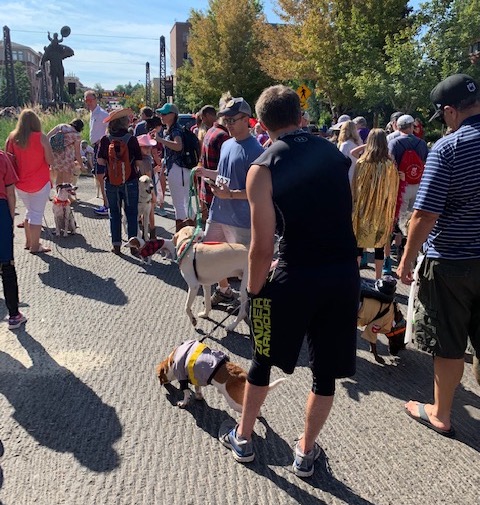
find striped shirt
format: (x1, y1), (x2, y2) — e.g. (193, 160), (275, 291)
(414, 114), (480, 259)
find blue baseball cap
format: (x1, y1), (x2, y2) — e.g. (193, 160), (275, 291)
(156, 103), (179, 115)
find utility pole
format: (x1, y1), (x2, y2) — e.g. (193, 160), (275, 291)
(159, 35), (166, 105)
(3, 26), (18, 107)
(145, 62), (151, 107)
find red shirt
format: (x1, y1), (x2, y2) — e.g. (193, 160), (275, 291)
(0, 151), (18, 200)
(199, 123), (230, 204)
(9, 132), (51, 193)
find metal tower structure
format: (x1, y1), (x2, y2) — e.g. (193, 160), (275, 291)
(145, 61), (151, 107)
(159, 35), (166, 105)
(2, 26), (18, 107)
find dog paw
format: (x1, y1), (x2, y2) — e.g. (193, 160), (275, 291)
(177, 400), (189, 408)
(374, 355), (386, 365)
(197, 311), (208, 319)
(191, 317), (197, 327)
(194, 392), (204, 401)
(225, 322), (236, 332)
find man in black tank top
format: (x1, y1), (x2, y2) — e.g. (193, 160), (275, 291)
(220, 85), (360, 477)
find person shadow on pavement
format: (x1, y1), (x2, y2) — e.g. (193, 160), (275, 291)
(36, 254), (128, 305)
(0, 329), (122, 472)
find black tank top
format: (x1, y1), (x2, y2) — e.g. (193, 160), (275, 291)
(252, 132), (357, 265)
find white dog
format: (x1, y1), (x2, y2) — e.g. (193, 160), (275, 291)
(52, 183), (77, 237)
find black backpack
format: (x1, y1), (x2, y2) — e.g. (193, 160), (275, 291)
(180, 126), (200, 169)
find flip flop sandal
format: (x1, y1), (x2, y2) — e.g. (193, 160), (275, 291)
(405, 403), (455, 438)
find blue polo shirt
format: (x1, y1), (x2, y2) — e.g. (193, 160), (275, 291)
(414, 114), (480, 259)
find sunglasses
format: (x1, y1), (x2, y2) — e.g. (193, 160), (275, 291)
(224, 115), (246, 126)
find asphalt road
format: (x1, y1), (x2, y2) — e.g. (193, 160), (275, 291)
(0, 175), (478, 505)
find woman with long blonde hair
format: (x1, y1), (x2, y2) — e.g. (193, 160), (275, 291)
(351, 128), (399, 278)
(337, 120), (362, 184)
(5, 109), (53, 253)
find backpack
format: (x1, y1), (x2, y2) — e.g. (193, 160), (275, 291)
(50, 128), (66, 153)
(398, 140), (425, 185)
(107, 134), (133, 185)
(180, 126), (200, 169)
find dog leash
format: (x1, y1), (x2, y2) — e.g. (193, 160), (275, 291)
(176, 172), (204, 264)
(198, 299), (248, 343)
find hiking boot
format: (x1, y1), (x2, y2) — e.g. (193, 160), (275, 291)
(220, 425), (255, 463)
(382, 256), (393, 275)
(292, 440), (322, 478)
(8, 312), (27, 330)
(94, 205), (109, 216)
(211, 286), (240, 306)
(473, 355), (480, 386)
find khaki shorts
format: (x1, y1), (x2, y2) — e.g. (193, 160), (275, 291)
(414, 257), (480, 359)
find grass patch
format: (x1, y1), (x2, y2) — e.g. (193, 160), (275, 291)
(0, 105), (90, 148)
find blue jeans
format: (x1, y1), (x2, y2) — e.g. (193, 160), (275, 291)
(105, 180), (139, 246)
(0, 199), (19, 316)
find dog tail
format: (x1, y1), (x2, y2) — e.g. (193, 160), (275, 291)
(267, 378), (286, 391)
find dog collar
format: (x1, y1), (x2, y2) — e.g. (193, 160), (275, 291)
(53, 197), (70, 206)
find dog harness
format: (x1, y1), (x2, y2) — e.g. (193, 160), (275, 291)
(172, 340), (228, 387)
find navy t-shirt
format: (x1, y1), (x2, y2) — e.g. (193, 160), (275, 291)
(253, 131), (357, 265)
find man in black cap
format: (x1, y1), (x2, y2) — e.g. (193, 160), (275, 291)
(398, 74), (480, 437)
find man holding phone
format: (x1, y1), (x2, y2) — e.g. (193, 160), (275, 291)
(194, 97), (263, 306)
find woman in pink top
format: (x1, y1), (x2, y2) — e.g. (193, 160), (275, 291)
(6, 109), (54, 253)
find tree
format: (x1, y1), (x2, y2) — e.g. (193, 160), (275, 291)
(258, 0), (412, 115)
(0, 61), (32, 106)
(175, 0), (274, 112)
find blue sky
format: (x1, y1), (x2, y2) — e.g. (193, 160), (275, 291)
(3, 1), (280, 90)
(4, 1), (420, 91)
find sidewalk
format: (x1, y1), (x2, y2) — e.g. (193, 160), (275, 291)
(0, 175), (478, 505)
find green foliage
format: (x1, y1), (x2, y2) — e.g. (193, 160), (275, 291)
(0, 62), (32, 106)
(0, 106), (90, 148)
(174, 0), (274, 112)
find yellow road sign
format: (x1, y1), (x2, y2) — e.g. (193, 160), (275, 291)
(297, 84), (312, 102)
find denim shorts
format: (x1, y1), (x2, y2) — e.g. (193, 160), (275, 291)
(415, 257), (480, 358)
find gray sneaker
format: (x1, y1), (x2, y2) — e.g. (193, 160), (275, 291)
(220, 425), (255, 463)
(292, 440), (322, 478)
(211, 286), (239, 306)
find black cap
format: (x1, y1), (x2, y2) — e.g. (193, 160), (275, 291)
(429, 74), (479, 121)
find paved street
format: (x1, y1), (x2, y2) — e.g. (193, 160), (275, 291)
(0, 175), (479, 505)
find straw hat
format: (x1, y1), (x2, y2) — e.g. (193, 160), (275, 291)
(103, 108), (133, 124)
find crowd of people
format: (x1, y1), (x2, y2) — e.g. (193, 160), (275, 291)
(1, 73), (479, 478)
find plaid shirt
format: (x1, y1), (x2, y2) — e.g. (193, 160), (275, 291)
(199, 122), (230, 204)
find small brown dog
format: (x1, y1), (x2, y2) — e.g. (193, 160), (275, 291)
(156, 339), (285, 412)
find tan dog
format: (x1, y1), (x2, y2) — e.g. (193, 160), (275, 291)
(52, 183), (77, 237)
(156, 339), (285, 412)
(137, 174), (154, 240)
(173, 226), (249, 331)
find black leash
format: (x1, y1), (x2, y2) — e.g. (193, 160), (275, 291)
(198, 300), (247, 343)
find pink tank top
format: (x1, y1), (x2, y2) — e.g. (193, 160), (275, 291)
(12, 131), (51, 193)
